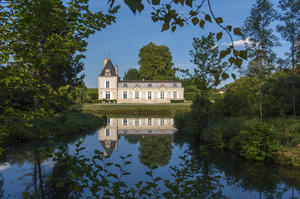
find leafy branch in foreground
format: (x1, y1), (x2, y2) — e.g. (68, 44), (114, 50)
(107, 0), (248, 68)
(24, 140), (226, 198)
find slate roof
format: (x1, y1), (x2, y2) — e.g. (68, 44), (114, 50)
(99, 140), (116, 157)
(99, 59), (117, 76)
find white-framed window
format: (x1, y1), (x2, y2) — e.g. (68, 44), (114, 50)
(148, 118), (152, 126)
(173, 91), (177, 99)
(105, 81), (110, 88)
(148, 92), (152, 100)
(107, 118), (110, 125)
(160, 92), (164, 99)
(105, 128), (110, 136)
(148, 83), (152, 87)
(160, 118), (164, 125)
(135, 118), (139, 126)
(135, 91), (139, 99)
(123, 118), (128, 126)
(124, 83), (127, 88)
(105, 91), (110, 99)
(123, 91), (127, 99)
(173, 83), (177, 87)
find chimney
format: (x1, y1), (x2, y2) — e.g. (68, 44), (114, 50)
(104, 58), (109, 66)
(115, 65), (118, 75)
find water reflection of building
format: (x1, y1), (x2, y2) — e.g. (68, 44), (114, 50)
(98, 118), (176, 156)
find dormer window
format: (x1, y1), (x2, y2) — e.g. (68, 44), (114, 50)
(105, 69), (111, 76)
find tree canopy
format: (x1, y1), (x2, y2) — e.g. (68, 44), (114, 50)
(138, 42), (176, 80)
(123, 68), (142, 80)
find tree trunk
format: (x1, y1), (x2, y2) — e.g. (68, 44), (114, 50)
(292, 40), (296, 117)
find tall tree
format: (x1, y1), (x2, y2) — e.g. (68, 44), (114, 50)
(242, 0), (279, 120)
(123, 68), (142, 80)
(138, 42), (176, 80)
(0, 0), (119, 113)
(277, 0), (300, 116)
(189, 33), (229, 99)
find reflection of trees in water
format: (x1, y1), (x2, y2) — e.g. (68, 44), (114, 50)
(176, 133), (300, 199)
(124, 135), (141, 144)
(138, 136), (173, 169)
(0, 174), (4, 199)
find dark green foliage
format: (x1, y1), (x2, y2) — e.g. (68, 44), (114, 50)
(138, 42), (176, 80)
(230, 119), (280, 161)
(221, 77), (259, 117)
(0, 111), (105, 153)
(170, 99), (184, 103)
(86, 88), (98, 101)
(123, 68), (142, 80)
(91, 99), (117, 104)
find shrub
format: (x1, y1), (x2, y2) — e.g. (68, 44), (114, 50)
(171, 99), (184, 103)
(231, 119), (280, 161)
(91, 99), (117, 103)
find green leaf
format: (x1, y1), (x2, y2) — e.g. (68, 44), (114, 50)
(205, 14), (212, 23)
(189, 10), (197, 16)
(239, 50), (247, 60)
(233, 50), (239, 57)
(220, 50), (227, 59)
(171, 26), (176, 32)
(178, 0), (185, 5)
(234, 57), (242, 68)
(221, 72), (229, 80)
(124, 0), (144, 14)
(199, 20), (205, 29)
(215, 17), (223, 24)
(228, 57), (235, 65)
(191, 17), (199, 25)
(161, 22), (170, 31)
(216, 32), (223, 41)
(185, 0), (193, 7)
(226, 25), (232, 31)
(152, 0), (160, 5)
(233, 27), (243, 36)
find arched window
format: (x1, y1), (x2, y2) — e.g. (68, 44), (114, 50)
(173, 83), (177, 87)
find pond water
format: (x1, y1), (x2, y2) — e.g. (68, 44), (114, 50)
(0, 117), (299, 198)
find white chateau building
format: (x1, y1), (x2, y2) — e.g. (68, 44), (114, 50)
(98, 59), (184, 103)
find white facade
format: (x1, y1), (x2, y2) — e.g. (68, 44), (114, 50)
(98, 59), (184, 103)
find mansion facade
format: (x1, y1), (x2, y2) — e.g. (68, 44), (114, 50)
(98, 59), (184, 103)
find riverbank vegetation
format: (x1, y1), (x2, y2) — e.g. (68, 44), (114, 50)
(175, 0), (300, 167)
(0, 111), (105, 155)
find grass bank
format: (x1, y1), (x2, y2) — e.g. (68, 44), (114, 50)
(73, 103), (191, 117)
(0, 111), (105, 150)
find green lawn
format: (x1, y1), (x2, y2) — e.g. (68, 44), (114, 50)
(73, 103), (191, 117)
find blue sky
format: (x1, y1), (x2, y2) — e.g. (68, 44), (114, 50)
(83, 0), (288, 88)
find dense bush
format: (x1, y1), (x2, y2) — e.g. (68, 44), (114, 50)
(230, 119), (280, 161)
(91, 99), (117, 103)
(171, 99), (184, 103)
